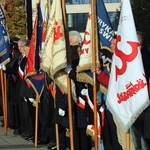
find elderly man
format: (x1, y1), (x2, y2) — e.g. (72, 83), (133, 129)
(0, 39), (35, 141)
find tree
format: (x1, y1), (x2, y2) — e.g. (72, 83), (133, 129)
(5, 0), (27, 39)
(131, 0), (150, 43)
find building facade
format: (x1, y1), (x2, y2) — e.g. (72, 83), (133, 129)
(66, 0), (121, 32)
(30, 0), (121, 37)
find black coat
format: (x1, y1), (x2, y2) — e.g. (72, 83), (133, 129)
(5, 56), (35, 99)
(68, 59), (91, 128)
(141, 45), (150, 85)
(6, 58), (19, 102)
(139, 45), (150, 138)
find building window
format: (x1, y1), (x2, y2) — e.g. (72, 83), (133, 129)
(66, 0), (121, 4)
(108, 12), (118, 30)
(67, 13), (88, 32)
(66, 0), (90, 4)
(66, 1), (121, 32)
(103, 0), (121, 2)
(67, 12), (118, 33)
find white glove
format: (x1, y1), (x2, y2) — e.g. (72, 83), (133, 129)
(28, 98), (35, 103)
(0, 64), (6, 71)
(58, 108), (65, 116)
(65, 64), (72, 74)
(23, 97), (27, 102)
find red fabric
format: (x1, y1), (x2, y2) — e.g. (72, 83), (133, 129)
(100, 110), (105, 135)
(77, 97), (85, 109)
(49, 84), (55, 99)
(97, 71), (110, 88)
(25, 17), (37, 78)
(49, 85), (65, 99)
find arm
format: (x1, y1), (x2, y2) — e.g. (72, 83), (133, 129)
(5, 65), (18, 74)
(97, 71), (110, 88)
(91, 66), (109, 88)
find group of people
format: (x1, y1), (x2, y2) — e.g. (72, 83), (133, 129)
(91, 31), (150, 150)
(0, 30), (150, 150)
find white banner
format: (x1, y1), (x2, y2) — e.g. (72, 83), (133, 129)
(41, 0), (67, 77)
(77, 10), (92, 72)
(106, 0), (150, 131)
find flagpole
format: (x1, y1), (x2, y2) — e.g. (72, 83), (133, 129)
(4, 72), (7, 135)
(34, 95), (39, 148)
(62, 0), (74, 150)
(91, 0), (98, 149)
(52, 82), (60, 150)
(55, 116), (59, 150)
(126, 131), (130, 150)
(0, 70), (7, 135)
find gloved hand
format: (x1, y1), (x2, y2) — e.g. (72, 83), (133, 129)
(65, 64), (72, 74)
(58, 108), (65, 116)
(0, 64), (6, 71)
(28, 98), (35, 103)
(23, 97), (27, 102)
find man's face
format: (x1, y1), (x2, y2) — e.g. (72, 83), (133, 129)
(24, 46), (30, 57)
(18, 42), (25, 54)
(110, 38), (116, 54)
(69, 35), (78, 46)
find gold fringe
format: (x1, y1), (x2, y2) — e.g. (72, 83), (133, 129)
(99, 84), (107, 94)
(77, 63), (92, 72)
(0, 49), (7, 57)
(77, 72), (93, 85)
(26, 78), (44, 100)
(86, 127), (101, 141)
(55, 73), (77, 102)
(24, 71), (37, 79)
(53, 62), (67, 76)
(2, 58), (10, 65)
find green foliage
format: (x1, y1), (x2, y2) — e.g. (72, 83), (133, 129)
(131, 0), (150, 43)
(5, 0), (27, 39)
(114, 0), (150, 43)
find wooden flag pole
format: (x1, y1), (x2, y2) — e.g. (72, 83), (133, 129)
(91, 0), (98, 149)
(55, 119), (60, 150)
(62, 0), (74, 150)
(4, 72), (8, 135)
(45, 0), (59, 135)
(0, 70), (7, 135)
(53, 83), (60, 150)
(67, 77), (74, 150)
(126, 130), (130, 150)
(34, 95), (39, 148)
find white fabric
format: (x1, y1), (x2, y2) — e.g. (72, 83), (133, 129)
(41, 0), (67, 77)
(0, 64), (6, 71)
(18, 65), (24, 79)
(23, 97), (27, 102)
(40, 0), (77, 101)
(106, 0), (150, 131)
(77, 9), (92, 72)
(81, 89), (100, 135)
(58, 108), (65, 116)
(28, 98), (35, 103)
